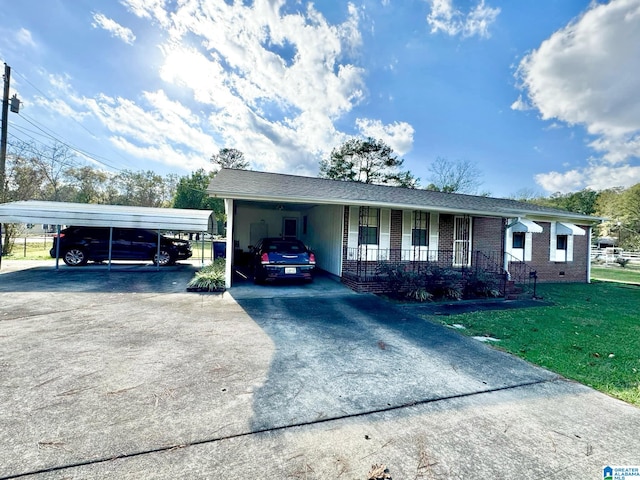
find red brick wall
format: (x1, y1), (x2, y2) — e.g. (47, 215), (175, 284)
(473, 217), (504, 254)
(439, 214), (454, 250)
(390, 210), (403, 249)
(518, 222), (589, 283)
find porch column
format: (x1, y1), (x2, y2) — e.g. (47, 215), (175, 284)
(503, 219), (511, 280)
(587, 226), (592, 284)
(224, 198), (234, 289)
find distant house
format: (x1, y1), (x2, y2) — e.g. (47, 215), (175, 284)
(208, 169), (601, 292)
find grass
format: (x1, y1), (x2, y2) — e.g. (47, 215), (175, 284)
(428, 282), (640, 406)
(591, 264), (640, 283)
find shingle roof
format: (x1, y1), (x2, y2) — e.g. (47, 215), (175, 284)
(208, 169), (600, 223)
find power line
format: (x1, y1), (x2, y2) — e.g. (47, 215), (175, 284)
(9, 67), (138, 171)
(13, 114), (124, 171)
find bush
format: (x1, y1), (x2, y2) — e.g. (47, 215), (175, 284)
(376, 263), (473, 301)
(187, 258), (226, 291)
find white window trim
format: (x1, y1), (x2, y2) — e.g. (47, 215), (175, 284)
(550, 221), (574, 262)
(402, 210), (432, 261)
(507, 230), (531, 262)
(347, 206), (390, 261)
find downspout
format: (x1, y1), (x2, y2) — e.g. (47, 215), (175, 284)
(503, 218), (510, 280)
(587, 226), (592, 284)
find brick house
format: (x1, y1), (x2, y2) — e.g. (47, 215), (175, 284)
(208, 169), (600, 292)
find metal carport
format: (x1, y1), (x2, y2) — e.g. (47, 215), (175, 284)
(0, 200), (216, 270)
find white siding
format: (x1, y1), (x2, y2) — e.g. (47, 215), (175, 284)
(305, 204), (343, 276)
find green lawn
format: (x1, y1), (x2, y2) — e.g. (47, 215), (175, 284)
(591, 264), (640, 283)
(427, 282), (640, 406)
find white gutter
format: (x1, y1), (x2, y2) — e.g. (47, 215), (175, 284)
(210, 192), (600, 224)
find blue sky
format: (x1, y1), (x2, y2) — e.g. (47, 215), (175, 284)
(1, 0), (639, 198)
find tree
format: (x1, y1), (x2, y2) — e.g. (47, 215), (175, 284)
(172, 169), (225, 234)
(319, 137), (418, 188)
(424, 158), (483, 194)
(106, 170), (169, 207)
(532, 189), (600, 215)
(211, 148), (249, 170)
(26, 141), (77, 201)
(65, 166), (109, 204)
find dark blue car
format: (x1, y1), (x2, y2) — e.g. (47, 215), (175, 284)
(251, 238), (316, 284)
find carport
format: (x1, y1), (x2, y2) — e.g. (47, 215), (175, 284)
(0, 200), (216, 270)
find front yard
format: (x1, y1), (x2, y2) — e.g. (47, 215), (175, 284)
(427, 281), (640, 407)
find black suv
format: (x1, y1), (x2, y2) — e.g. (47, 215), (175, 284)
(50, 226), (192, 266)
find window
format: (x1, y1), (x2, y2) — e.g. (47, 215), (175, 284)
(512, 232), (525, 249)
(412, 211), (429, 247)
(358, 207), (379, 245)
(557, 234), (568, 250)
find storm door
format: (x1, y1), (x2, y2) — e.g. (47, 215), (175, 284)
(453, 216), (471, 266)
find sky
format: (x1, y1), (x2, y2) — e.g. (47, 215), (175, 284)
(1, 0), (640, 198)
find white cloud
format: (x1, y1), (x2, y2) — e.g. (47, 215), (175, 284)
(510, 94), (530, 112)
(355, 118), (414, 155)
(92, 12), (136, 45)
(427, 0), (500, 38)
(517, 0), (640, 192)
(124, 0), (370, 174)
(16, 28), (36, 48)
(536, 162), (640, 193)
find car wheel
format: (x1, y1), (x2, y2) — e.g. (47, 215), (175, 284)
(153, 249), (175, 266)
(63, 248), (88, 266)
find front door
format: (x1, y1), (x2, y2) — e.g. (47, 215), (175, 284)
(283, 218), (297, 240)
(453, 216), (471, 266)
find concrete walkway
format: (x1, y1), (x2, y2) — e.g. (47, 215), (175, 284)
(0, 260), (638, 479)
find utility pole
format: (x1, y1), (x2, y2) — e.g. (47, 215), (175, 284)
(0, 63), (10, 267)
(0, 62), (9, 202)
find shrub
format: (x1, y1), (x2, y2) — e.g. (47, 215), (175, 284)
(187, 258), (226, 291)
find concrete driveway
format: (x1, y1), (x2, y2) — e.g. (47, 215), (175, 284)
(1, 260), (638, 479)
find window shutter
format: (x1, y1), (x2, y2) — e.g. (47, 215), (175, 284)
(524, 232), (533, 261)
(402, 210), (412, 251)
(549, 221), (557, 261)
(347, 206), (359, 258)
(567, 234), (574, 262)
(429, 213), (439, 260)
(380, 208), (391, 250)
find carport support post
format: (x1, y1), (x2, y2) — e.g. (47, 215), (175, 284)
(156, 230), (161, 271)
(108, 227), (113, 272)
(224, 199), (234, 289)
(200, 232), (205, 267)
(55, 225), (61, 270)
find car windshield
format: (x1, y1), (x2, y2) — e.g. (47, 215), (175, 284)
(264, 240), (306, 254)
